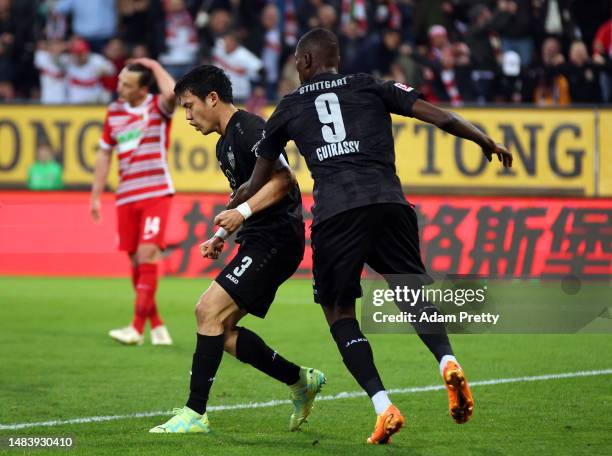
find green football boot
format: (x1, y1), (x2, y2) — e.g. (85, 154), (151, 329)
(149, 407), (211, 434)
(289, 367), (327, 431)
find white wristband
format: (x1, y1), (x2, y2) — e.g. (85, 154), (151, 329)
(236, 202), (252, 220)
(214, 227), (228, 240)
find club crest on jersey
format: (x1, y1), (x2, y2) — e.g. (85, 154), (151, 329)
(227, 145), (235, 169)
(394, 82), (414, 93)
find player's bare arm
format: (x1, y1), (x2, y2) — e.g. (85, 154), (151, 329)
(216, 165), (297, 232)
(411, 99), (513, 168)
(131, 57), (177, 112)
(90, 147), (112, 222)
(225, 155), (278, 208)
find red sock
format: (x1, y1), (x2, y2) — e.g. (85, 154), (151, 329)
(148, 299), (163, 329)
(130, 265), (139, 290)
(131, 263), (158, 334)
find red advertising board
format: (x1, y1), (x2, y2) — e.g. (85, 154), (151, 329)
(0, 192), (610, 278)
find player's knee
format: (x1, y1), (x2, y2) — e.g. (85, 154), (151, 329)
(136, 244), (159, 264)
(195, 296), (224, 328)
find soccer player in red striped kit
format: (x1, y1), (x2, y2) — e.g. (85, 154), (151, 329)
(91, 58), (177, 346)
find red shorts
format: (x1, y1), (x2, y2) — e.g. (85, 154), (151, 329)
(116, 195), (173, 253)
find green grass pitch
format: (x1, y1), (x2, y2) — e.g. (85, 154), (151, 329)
(1, 277), (611, 455)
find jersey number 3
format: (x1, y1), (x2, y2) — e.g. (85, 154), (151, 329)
(315, 93), (346, 143)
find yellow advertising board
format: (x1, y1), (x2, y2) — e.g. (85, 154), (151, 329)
(0, 105), (604, 196)
(598, 110), (612, 197)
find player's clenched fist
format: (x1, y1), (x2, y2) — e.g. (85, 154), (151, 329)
(214, 209), (245, 233)
(200, 236), (224, 259)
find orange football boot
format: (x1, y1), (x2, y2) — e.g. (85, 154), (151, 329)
(442, 361), (474, 424)
(366, 404), (405, 444)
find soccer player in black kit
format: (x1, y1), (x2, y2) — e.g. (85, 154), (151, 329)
(219, 28), (513, 444)
(150, 65), (326, 434)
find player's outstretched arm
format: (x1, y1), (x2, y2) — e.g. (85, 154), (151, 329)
(411, 99), (513, 168)
(131, 57), (177, 112)
(214, 165), (297, 233)
(90, 147), (112, 222)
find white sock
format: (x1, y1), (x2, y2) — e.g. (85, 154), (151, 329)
(439, 355), (458, 376)
(371, 390), (392, 415)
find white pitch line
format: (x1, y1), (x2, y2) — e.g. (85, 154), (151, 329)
(1, 368), (610, 431)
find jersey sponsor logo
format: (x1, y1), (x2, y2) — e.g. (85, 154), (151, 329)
(345, 337), (368, 348)
(227, 145), (235, 169)
(225, 273), (239, 284)
(316, 140), (360, 161)
(394, 82), (414, 93)
(299, 77), (348, 95)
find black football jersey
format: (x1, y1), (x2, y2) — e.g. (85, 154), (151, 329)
(255, 72), (421, 226)
(216, 110), (303, 242)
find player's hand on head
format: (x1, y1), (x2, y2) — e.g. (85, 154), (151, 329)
(214, 209), (245, 233)
(129, 57), (158, 69)
(483, 142), (513, 168)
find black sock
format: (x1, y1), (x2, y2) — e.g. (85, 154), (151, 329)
(409, 300), (454, 362)
(186, 333), (224, 415)
(330, 318), (384, 397)
(235, 327), (301, 385)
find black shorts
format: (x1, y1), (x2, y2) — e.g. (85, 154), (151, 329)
(215, 226), (305, 318)
(311, 203), (429, 306)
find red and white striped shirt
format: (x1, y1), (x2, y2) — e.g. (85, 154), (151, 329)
(99, 94), (174, 206)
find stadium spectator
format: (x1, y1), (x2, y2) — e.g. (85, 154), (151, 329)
(196, 7), (232, 63)
(422, 43), (478, 105)
(427, 24), (449, 64)
(131, 42), (150, 58)
(532, 0), (580, 48)
(339, 19), (367, 74)
(464, 3), (502, 102)
(27, 143), (64, 191)
(101, 37), (127, 101)
(0, 0), (16, 100)
(317, 4), (340, 32)
(593, 15), (612, 102)
(495, 0), (534, 66)
(117, 0), (165, 56)
(246, 3), (282, 99)
(495, 50), (524, 103)
(532, 36), (571, 105)
(413, 0), (455, 45)
(278, 53), (301, 96)
(360, 27), (403, 77)
(54, 0), (118, 52)
(212, 31), (262, 102)
(34, 39), (67, 104)
(65, 38), (115, 104)
(158, 0), (198, 79)
(555, 40), (604, 103)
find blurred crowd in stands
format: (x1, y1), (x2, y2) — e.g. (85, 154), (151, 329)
(1, 0), (611, 106)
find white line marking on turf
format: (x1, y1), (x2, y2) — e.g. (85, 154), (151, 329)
(1, 368), (610, 431)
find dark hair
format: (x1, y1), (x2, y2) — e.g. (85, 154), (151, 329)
(174, 65), (234, 103)
(126, 63), (154, 88)
(297, 28), (340, 67)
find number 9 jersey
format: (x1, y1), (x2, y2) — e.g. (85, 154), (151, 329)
(255, 72), (421, 227)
